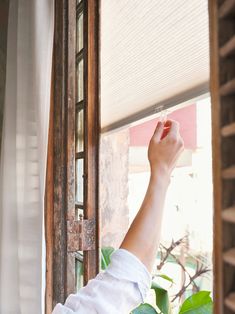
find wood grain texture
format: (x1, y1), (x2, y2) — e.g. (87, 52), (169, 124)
(48, 0), (100, 306)
(53, 0), (67, 306)
(66, 0), (76, 296)
(209, 0), (224, 312)
(83, 0), (100, 284)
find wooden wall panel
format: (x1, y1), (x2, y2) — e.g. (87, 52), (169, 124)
(209, 0), (235, 312)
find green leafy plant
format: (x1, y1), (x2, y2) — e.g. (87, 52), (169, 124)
(132, 303), (158, 314)
(178, 291), (213, 314)
(101, 247), (213, 314)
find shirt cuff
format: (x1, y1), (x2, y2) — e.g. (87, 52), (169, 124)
(106, 248), (152, 301)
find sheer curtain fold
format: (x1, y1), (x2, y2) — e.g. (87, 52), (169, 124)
(0, 0), (54, 313)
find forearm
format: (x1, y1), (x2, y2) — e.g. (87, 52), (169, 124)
(120, 169), (170, 273)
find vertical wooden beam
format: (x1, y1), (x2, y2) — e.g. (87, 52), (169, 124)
(208, 1), (224, 313)
(83, 0), (100, 284)
(53, 0), (67, 306)
(66, 0), (76, 296)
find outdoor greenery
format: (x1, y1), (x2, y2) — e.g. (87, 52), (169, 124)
(101, 246), (213, 314)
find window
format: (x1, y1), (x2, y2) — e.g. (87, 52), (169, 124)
(46, 1), (235, 314)
(46, 1), (100, 311)
(100, 97), (213, 312)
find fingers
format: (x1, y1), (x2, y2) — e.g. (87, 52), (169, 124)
(166, 120), (180, 136)
(163, 119), (184, 147)
(166, 120), (184, 149)
(152, 119), (182, 143)
(153, 121), (164, 142)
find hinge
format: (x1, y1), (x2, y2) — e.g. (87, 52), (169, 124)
(67, 218), (96, 252)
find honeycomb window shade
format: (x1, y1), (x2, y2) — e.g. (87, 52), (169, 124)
(101, 0), (209, 131)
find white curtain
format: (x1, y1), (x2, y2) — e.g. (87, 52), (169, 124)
(0, 0), (54, 313)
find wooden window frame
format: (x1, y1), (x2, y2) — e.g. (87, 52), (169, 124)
(45, 0), (100, 312)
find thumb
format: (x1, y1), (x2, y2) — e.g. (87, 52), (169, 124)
(153, 121), (164, 142)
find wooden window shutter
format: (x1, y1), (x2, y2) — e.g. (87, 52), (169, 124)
(209, 0), (235, 313)
(45, 0), (100, 311)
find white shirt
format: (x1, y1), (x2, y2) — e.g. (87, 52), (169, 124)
(52, 249), (152, 314)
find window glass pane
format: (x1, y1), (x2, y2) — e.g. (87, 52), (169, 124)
(76, 109), (84, 153)
(76, 13), (83, 53)
(76, 59), (84, 102)
(76, 258), (84, 291)
(76, 158), (84, 204)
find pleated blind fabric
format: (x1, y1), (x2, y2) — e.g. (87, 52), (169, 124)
(101, 0), (209, 129)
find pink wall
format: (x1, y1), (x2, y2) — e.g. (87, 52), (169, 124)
(130, 104), (197, 150)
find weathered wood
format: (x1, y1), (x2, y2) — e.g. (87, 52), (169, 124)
(53, 0), (67, 306)
(209, 0), (224, 312)
(66, 0), (76, 296)
(83, 0), (100, 284)
(48, 0), (100, 306)
(67, 219), (96, 252)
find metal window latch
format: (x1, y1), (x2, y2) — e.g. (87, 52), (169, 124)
(67, 217), (96, 252)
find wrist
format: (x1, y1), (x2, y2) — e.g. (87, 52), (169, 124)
(150, 165), (171, 187)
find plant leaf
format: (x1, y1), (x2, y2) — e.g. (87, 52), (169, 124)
(179, 291), (213, 314)
(132, 303), (159, 314)
(101, 247), (115, 270)
(155, 274), (174, 284)
(151, 281), (171, 314)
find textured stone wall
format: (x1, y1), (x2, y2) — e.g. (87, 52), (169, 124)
(100, 129), (130, 249)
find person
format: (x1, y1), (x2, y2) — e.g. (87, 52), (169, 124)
(52, 119), (184, 314)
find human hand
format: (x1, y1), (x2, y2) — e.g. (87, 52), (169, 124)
(148, 120), (184, 178)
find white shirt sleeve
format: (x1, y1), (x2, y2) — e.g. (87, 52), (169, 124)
(52, 249), (152, 314)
